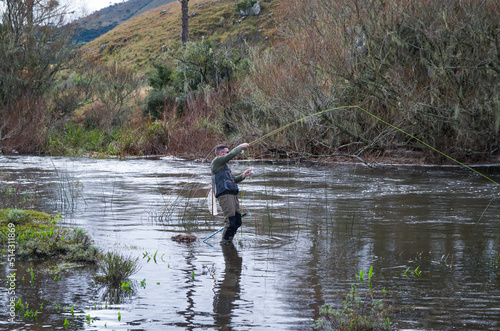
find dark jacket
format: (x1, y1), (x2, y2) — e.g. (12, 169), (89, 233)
(211, 146), (244, 198)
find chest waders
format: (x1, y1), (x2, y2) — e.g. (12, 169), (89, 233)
(212, 165), (243, 244)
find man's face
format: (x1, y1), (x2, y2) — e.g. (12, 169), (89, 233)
(219, 148), (229, 156)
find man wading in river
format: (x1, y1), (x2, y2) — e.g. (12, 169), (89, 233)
(212, 143), (252, 245)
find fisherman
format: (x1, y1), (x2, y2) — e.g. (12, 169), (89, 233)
(211, 143), (252, 245)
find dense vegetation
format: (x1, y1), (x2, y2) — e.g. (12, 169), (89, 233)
(1, 0), (499, 163)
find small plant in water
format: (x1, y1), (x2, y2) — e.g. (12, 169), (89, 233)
(28, 267), (35, 282)
(313, 267), (396, 330)
(356, 269), (364, 283)
(404, 266), (422, 278)
(14, 298), (23, 313)
(121, 281), (132, 292)
(96, 251), (141, 286)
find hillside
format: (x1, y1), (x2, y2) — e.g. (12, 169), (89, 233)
(82, 0), (281, 71)
(72, 0), (177, 45)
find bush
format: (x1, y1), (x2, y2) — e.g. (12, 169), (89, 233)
(235, 0), (258, 14)
(239, 0), (500, 161)
(143, 88), (177, 120)
(148, 63), (174, 90)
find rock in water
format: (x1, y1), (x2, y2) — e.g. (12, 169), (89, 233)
(171, 234), (197, 243)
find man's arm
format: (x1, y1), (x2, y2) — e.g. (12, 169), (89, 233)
(211, 143), (249, 173)
(234, 169), (252, 183)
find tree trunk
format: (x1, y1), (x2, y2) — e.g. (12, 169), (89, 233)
(179, 0), (189, 46)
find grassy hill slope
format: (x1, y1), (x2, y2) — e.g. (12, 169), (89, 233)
(82, 0), (281, 71)
(72, 0), (177, 44)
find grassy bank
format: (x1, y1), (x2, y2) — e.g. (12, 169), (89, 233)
(0, 209), (98, 262)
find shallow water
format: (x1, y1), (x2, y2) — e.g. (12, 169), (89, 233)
(1, 155), (500, 330)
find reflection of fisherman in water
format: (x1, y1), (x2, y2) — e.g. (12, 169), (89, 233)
(213, 245), (242, 328)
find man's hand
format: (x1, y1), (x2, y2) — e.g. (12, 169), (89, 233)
(239, 143), (250, 149)
(242, 169), (252, 178)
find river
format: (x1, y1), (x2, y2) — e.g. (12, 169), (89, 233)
(1, 155), (499, 330)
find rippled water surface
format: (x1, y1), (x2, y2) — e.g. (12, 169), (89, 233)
(1, 155), (500, 330)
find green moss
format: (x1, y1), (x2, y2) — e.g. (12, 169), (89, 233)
(0, 209), (98, 263)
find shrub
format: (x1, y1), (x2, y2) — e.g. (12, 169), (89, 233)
(148, 62), (174, 90)
(235, 0), (258, 14)
(239, 0), (500, 161)
(143, 88), (177, 120)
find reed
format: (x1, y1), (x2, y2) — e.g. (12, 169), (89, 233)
(96, 251), (141, 287)
(50, 162), (85, 211)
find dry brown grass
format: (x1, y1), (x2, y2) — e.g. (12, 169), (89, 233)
(165, 92), (225, 158)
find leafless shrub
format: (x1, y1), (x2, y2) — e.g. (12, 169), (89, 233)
(237, 0), (500, 161)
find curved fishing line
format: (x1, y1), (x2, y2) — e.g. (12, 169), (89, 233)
(248, 104), (500, 252)
(249, 105), (500, 188)
(354, 106), (500, 188)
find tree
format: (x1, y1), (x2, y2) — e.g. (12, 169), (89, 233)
(0, 0), (75, 145)
(0, 0), (74, 106)
(178, 0), (189, 45)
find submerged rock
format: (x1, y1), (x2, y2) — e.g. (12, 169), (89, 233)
(171, 234), (197, 243)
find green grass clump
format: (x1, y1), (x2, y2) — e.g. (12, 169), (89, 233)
(313, 268), (396, 331)
(96, 251), (141, 286)
(0, 209), (99, 262)
(314, 284), (394, 331)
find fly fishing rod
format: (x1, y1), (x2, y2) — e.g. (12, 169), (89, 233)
(204, 104), (500, 244)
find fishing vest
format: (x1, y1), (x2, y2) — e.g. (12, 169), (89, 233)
(212, 164), (239, 198)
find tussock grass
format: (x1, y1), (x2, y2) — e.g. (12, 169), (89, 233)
(96, 251), (141, 286)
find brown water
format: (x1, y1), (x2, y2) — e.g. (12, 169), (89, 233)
(1, 155), (499, 330)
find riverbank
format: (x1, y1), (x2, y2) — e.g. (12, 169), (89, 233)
(0, 209), (98, 263)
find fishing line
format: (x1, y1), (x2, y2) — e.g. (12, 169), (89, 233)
(247, 104), (500, 251)
(248, 105), (500, 188)
(466, 192), (500, 251)
(205, 104), (500, 242)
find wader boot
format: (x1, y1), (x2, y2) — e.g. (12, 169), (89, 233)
(220, 215), (238, 245)
(220, 213), (243, 245)
(234, 212), (242, 231)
